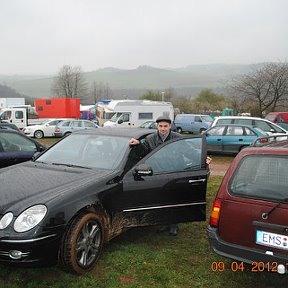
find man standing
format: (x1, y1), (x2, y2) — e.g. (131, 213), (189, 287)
(129, 116), (182, 236)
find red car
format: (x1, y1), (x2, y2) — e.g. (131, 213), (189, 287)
(208, 135), (288, 274)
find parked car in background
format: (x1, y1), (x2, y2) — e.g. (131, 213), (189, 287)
(23, 119), (70, 139)
(0, 128), (46, 168)
(208, 135), (288, 274)
(140, 120), (177, 132)
(174, 114), (213, 134)
(0, 121), (20, 132)
(265, 112), (288, 131)
(0, 128), (209, 274)
(54, 119), (99, 137)
(203, 124), (268, 155)
(211, 116), (288, 135)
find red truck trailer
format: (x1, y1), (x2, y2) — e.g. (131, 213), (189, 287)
(35, 98), (80, 118)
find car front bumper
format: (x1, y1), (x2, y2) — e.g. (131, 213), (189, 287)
(0, 226), (65, 266)
(23, 131), (34, 137)
(207, 225), (288, 271)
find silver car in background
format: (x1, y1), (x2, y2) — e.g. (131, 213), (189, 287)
(54, 119), (99, 137)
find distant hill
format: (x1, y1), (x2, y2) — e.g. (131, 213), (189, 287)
(0, 64), (262, 100)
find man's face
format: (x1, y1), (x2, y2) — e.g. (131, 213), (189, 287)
(157, 121), (171, 135)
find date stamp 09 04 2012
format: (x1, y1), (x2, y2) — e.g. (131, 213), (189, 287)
(211, 261), (287, 274)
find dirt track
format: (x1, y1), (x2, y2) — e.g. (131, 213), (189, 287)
(209, 162), (230, 176)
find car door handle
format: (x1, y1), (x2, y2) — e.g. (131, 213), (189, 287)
(238, 139), (243, 141)
(188, 179), (206, 183)
(217, 139), (221, 141)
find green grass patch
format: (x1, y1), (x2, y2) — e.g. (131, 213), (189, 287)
(0, 177), (286, 287)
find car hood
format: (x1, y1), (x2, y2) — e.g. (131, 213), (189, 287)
(0, 161), (113, 215)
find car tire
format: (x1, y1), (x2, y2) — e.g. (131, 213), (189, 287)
(61, 213), (104, 274)
(34, 130), (44, 139)
(177, 127), (182, 133)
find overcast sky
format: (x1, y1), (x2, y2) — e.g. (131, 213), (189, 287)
(1, 0), (288, 74)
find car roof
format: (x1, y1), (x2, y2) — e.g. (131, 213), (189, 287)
(215, 116), (266, 120)
(73, 127), (154, 138)
(177, 114), (209, 117)
(0, 127), (20, 134)
(210, 124), (260, 128)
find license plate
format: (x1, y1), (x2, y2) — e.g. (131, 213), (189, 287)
(256, 230), (288, 250)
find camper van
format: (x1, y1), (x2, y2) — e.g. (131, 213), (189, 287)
(103, 100), (174, 127)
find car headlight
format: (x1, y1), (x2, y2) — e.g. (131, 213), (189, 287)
(14, 205), (47, 233)
(0, 212), (14, 229)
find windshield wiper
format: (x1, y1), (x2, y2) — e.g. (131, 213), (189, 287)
(51, 163), (91, 169)
(262, 197), (288, 219)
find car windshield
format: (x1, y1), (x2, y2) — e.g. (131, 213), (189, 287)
(140, 121), (153, 128)
(110, 112), (122, 123)
(36, 134), (129, 169)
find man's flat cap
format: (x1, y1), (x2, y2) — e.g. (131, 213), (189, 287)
(156, 116), (172, 123)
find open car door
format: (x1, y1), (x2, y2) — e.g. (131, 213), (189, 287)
(121, 135), (208, 227)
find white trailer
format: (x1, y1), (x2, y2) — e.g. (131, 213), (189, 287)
(0, 98), (25, 110)
(103, 100), (174, 127)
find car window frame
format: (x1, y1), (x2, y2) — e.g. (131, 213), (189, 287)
(127, 135), (207, 176)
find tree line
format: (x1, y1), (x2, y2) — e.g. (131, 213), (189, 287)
(51, 62), (288, 116)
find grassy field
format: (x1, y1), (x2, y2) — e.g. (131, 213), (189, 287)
(0, 176), (286, 288)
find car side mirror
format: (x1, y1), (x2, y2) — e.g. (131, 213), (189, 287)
(32, 151), (41, 160)
(118, 119), (123, 124)
(133, 164), (153, 177)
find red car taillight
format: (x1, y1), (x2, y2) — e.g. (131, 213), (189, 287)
(55, 127), (60, 132)
(209, 199), (222, 228)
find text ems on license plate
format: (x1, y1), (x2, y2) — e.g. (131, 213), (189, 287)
(256, 230), (288, 250)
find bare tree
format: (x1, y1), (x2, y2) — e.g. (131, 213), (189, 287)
(51, 65), (88, 99)
(229, 62), (288, 117)
(88, 81), (112, 103)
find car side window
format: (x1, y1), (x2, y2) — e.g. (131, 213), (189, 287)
(15, 111), (23, 119)
(144, 138), (203, 173)
(226, 126), (244, 136)
(122, 114), (130, 122)
(0, 133), (37, 152)
(254, 120), (271, 132)
(244, 127), (256, 136)
(194, 116), (201, 122)
(71, 121), (82, 127)
(217, 119), (232, 125)
(84, 121), (96, 128)
(61, 121), (71, 127)
(207, 126), (225, 136)
(234, 119), (252, 125)
(49, 120), (60, 126)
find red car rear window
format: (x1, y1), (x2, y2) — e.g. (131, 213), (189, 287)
(229, 155), (288, 202)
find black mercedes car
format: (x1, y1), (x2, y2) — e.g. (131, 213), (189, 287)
(0, 128), (209, 274)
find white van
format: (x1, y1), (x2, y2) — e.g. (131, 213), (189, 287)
(211, 116), (288, 135)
